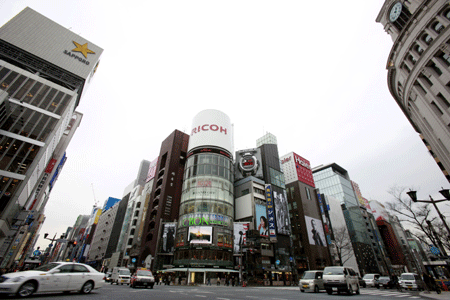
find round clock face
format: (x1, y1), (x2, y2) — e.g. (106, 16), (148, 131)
(389, 2), (402, 22)
(239, 153), (258, 175)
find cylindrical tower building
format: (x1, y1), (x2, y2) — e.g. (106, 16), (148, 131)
(174, 110), (235, 279)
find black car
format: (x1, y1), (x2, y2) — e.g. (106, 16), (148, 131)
(377, 276), (396, 289)
(358, 277), (366, 288)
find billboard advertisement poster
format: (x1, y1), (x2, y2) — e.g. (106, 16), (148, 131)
(305, 215), (326, 246)
(233, 222), (249, 253)
(146, 157), (159, 183)
(188, 226), (212, 244)
(235, 148), (263, 180)
(161, 223), (176, 253)
(255, 204), (268, 237)
(273, 189), (290, 235)
(188, 109), (233, 155)
(264, 185), (277, 238)
(175, 232), (185, 247)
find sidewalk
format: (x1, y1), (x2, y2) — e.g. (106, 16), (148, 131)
(419, 291), (449, 299)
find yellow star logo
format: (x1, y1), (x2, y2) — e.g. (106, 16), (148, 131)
(72, 41), (95, 58)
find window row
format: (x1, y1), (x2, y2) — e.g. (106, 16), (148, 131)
(184, 163), (234, 182)
(186, 153), (233, 169)
(0, 65), (73, 116)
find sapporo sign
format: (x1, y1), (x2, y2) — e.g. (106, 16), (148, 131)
(63, 41), (96, 65)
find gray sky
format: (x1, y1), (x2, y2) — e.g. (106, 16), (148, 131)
(1, 0), (449, 250)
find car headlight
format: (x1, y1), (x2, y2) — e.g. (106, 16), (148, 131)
(7, 276), (25, 283)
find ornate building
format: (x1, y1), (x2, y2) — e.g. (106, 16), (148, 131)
(377, 0), (450, 182)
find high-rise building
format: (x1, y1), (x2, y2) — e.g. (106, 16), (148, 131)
(172, 110), (235, 284)
(140, 129), (189, 271)
(280, 152), (331, 273)
(377, 1), (450, 182)
(0, 7), (103, 267)
(312, 163), (380, 275)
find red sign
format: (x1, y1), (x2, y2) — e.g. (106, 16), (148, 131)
(45, 159), (57, 173)
(293, 153), (315, 188)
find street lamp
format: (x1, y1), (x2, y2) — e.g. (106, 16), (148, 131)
(406, 189), (450, 239)
(43, 233), (65, 263)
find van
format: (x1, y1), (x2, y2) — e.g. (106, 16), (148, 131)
(399, 273), (426, 291)
(111, 267), (131, 285)
(362, 273), (380, 287)
(323, 266), (360, 295)
(299, 270), (324, 293)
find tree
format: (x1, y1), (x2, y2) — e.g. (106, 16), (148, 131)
(332, 225), (354, 265)
(386, 185), (447, 253)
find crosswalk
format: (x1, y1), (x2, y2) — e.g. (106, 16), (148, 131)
(360, 289), (421, 298)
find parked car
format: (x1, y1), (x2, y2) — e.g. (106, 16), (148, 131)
(377, 276), (396, 289)
(363, 273), (380, 287)
(130, 268), (155, 289)
(111, 267), (131, 285)
(105, 272), (112, 283)
(323, 266), (360, 295)
(299, 270), (324, 293)
(399, 273), (426, 291)
(0, 262), (105, 298)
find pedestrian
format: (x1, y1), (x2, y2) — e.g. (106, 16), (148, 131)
(231, 276), (235, 286)
(217, 276), (220, 286)
(207, 277), (211, 286)
(168, 275), (172, 285)
(178, 275), (182, 285)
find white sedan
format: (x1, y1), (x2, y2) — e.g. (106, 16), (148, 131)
(0, 262), (105, 297)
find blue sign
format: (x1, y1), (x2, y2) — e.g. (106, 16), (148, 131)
(289, 257), (293, 262)
(265, 184), (277, 238)
(276, 260), (280, 265)
(430, 246), (440, 255)
(131, 258), (136, 263)
(33, 250), (41, 256)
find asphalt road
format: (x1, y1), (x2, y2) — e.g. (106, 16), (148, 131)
(3, 284), (427, 300)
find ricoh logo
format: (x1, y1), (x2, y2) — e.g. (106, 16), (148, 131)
(191, 124), (227, 136)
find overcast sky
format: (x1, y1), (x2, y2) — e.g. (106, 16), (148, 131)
(1, 0), (449, 250)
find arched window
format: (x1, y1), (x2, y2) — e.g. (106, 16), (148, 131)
(424, 33), (433, 45)
(434, 22), (445, 34)
(416, 45), (424, 55)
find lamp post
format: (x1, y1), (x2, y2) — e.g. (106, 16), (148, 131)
(238, 230), (243, 285)
(406, 189), (450, 238)
(43, 233), (65, 264)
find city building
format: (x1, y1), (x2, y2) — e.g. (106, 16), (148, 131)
(0, 7), (103, 267)
(140, 129), (189, 271)
(377, 0), (450, 182)
(312, 163), (380, 275)
(172, 110), (235, 284)
(280, 152), (331, 274)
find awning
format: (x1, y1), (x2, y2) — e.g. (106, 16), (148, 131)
(160, 268), (239, 273)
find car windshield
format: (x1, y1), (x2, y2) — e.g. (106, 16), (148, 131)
(401, 274), (415, 280)
(119, 270), (131, 275)
(363, 274), (374, 279)
(34, 263), (61, 272)
(379, 277), (390, 280)
(302, 272), (316, 279)
(137, 270), (152, 276)
(324, 267), (344, 275)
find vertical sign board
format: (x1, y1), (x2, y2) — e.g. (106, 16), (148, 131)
(265, 184), (277, 240)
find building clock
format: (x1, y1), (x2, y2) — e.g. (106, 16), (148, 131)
(389, 2), (403, 22)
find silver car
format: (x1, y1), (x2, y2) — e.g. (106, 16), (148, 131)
(300, 270), (324, 293)
(0, 262), (105, 297)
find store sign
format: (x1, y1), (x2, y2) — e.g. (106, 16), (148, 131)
(265, 185), (277, 238)
(179, 213), (230, 227)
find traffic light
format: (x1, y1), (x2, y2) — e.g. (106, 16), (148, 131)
(44, 233), (48, 239)
(73, 241), (77, 246)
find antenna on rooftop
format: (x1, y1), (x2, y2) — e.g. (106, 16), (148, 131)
(91, 183), (98, 208)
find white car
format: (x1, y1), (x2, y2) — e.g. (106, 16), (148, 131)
(0, 262), (105, 297)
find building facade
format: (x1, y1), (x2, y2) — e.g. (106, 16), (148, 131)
(377, 0), (450, 182)
(0, 7), (103, 267)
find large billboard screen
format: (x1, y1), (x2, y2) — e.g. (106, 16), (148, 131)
(255, 204), (268, 237)
(188, 109), (233, 155)
(160, 223), (176, 253)
(305, 215), (326, 246)
(233, 222), (249, 253)
(235, 148), (263, 180)
(188, 226), (212, 244)
(273, 189), (290, 235)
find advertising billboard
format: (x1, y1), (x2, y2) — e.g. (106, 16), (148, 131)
(235, 148), (263, 180)
(146, 157), (159, 183)
(160, 223), (176, 253)
(0, 7), (103, 80)
(305, 215), (326, 246)
(233, 222), (249, 253)
(369, 200), (389, 221)
(273, 189), (290, 235)
(264, 185), (277, 239)
(188, 109), (233, 155)
(188, 226), (212, 244)
(255, 204), (268, 237)
(281, 152), (315, 187)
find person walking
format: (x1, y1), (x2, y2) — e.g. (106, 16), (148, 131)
(207, 277), (211, 286)
(217, 276), (221, 286)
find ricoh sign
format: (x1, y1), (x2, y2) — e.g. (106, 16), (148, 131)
(188, 109), (233, 155)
